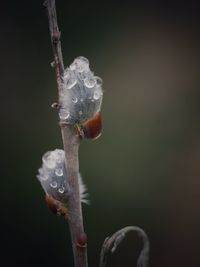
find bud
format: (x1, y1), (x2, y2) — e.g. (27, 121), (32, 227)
(77, 232), (88, 248)
(37, 149), (88, 206)
(59, 57), (103, 138)
(45, 194), (68, 217)
(79, 112), (102, 139)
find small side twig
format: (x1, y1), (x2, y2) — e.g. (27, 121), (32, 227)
(44, 1), (88, 267)
(99, 226), (150, 267)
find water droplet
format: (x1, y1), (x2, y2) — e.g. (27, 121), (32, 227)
(79, 110), (83, 115)
(42, 152), (51, 162)
(95, 76), (103, 87)
(50, 181), (57, 188)
(42, 152), (56, 169)
(41, 175), (48, 181)
(59, 110), (70, 120)
(77, 56), (89, 64)
(84, 77), (96, 88)
(58, 186), (65, 194)
(70, 57), (89, 73)
(69, 62), (76, 71)
(72, 97), (78, 103)
(93, 90), (101, 100)
(54, 149), (64, 163)
(55, 168), (63, 177)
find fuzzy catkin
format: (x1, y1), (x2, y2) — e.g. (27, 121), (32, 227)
(59, 56), (103, 125)
(37, 149), (88, 205)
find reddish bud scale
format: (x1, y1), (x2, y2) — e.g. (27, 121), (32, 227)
(80, 112), (102, 140)
(45, 195), (68, 218)
(45, 195), (58, 215)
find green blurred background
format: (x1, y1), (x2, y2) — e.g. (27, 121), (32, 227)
(1, 1), (200, 266)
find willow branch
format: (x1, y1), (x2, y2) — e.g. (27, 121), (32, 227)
(44, 1), (88, 267)
(99, 226), (150, 267)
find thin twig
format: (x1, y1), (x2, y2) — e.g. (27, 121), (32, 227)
(44, 1), (88, 267)
(44, 0), (64, 102)
(99, 226), (150, 267)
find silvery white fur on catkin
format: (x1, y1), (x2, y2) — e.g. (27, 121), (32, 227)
(37, 149), (88, 205)
(59, 56), (103, 125)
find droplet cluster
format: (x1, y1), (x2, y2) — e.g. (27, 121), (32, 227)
(59, 56), (103, 125)
(37, 149), (88, 205)
(37, 149), (69, 204)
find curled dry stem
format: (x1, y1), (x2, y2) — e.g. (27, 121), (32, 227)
(99, 226), (150, 267)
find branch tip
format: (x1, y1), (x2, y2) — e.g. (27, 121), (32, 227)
(44, 0), (64, 101)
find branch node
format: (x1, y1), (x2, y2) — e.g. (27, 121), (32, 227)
(51, 102), (60, 109)
(77, 233), (88, 248)
(52, 31), (61, 43)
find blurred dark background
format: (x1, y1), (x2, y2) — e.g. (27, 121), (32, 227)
(1, 0), (200, 266)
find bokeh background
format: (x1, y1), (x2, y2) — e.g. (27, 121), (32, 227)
(1, 1), (200, 266)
